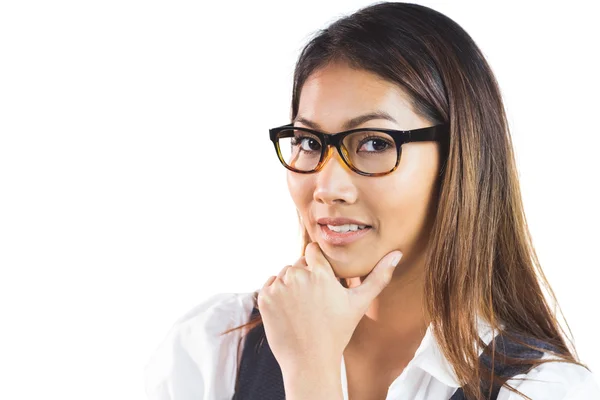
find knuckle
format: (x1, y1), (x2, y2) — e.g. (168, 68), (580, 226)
(378, 275), (390, 289)
(257, 290), (270, 307)
(292, 267), (310, 282)
(284, 267), (297, 280)
(279, 264), (291, 273)
(262, 275), (276, 288)
(277, 267), (290, 282)
(312, 268), (326, 280)
(292, 256), (306, 269)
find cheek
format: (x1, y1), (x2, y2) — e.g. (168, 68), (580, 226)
(374, 164), (439, 246)
(287, 172), (313, 212)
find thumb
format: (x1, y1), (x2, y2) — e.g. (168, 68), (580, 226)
(349, 251), (403, 308)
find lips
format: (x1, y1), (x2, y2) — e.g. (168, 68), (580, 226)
(318, 223), (372, 246)
(316, 217), (372, 227)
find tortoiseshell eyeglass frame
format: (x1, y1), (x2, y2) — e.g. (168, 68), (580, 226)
(269, 123), (449, 177)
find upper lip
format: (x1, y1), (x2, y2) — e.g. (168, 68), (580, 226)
(317, 217), (371, 226)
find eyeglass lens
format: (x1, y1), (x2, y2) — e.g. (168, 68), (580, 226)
(276, 129), (397, 174)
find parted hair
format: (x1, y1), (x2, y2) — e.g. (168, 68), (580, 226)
(223, 3), (588, 399)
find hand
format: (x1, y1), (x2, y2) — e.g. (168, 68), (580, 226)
(257, 241), (403, 374)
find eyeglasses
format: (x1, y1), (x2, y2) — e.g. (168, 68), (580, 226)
(269, 123), (448, 176)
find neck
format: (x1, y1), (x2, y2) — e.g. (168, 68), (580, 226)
(345, 250), (430, 362)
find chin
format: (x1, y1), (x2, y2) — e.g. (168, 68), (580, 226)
(330, 264), (372, 279)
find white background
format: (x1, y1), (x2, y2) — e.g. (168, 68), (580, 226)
(1, 1), (599, 399)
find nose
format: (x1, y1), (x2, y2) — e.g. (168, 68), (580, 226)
(313, 146), (358, 205)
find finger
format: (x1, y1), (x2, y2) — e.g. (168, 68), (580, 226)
(304, 242), (335, 278)
(277, 265), (292, 284)
(284, 265), (310, 285)
(262, 275), (277, 289)
(257, 275), (278, 310)
(292, 256), (310, 271)
(349, 251), (403, 308)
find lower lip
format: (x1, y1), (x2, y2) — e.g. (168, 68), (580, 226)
(319, 224), (372, 245)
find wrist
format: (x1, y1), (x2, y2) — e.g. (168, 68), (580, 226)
(281, 360), (343, 400)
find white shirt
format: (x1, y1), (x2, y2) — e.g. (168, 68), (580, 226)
(144, 292), (600, 399)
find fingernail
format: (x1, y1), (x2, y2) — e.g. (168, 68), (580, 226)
(390, 252), (403, 267)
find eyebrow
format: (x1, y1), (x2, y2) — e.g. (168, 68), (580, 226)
(293, 111), (398, 131)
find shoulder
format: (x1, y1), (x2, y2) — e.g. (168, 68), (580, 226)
(144, 291), (257, 400)
(498, 355), (600, 400)
(172, 291), (257, 333)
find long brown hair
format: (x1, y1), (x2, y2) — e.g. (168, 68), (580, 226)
(222, 2), (588, 399)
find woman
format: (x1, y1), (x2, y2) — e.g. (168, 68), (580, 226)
(144, 2), (599, 399)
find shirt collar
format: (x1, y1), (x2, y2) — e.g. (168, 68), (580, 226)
(408, 316), (500, 388)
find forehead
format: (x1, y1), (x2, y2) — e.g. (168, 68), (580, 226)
(297, 62), (420, 130)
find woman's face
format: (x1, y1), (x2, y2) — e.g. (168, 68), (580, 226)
(287, 62), (442, 279)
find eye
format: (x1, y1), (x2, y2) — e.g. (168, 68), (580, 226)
(291, 134), (322, 152)
(357, 135), (394, 153)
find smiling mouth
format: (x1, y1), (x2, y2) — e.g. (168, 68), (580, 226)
(321, 223), (371, 233)
(318, 224), (373, 245)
